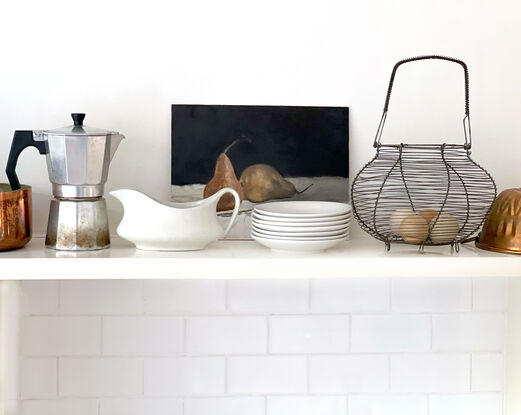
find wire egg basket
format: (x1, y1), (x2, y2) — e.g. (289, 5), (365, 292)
(351, 55), (497, 251)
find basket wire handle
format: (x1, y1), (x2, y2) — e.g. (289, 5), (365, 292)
(373, 55), (472, 149)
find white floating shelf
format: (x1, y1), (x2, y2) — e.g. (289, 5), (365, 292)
(1, 229), (520, 280)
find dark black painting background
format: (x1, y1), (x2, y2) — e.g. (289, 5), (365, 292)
(171, 105), (349, 185)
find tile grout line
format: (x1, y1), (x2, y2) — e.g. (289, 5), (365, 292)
(430, 314), (434, 351)
(348, 314), (352, 353)
(56, 357), (59, 398)
(23, 391), (499, 399)
(470, 279), (475, 311)
(387, 354), (391, 393)
(266, 316), (271, 355)
(469, 353), (473, 392)
(23, 310), (502, 318)
(141, 280), (146, 316)
(142, 357), (145, 396)
(389, 278), (393, 312)
(307, 279), (312, 312)
(183, 317), (188, 356)
(57, 280), (62, 314)
(306, 355), (310, 394)
(100, 316), (104, 355)
(224, 356), (229, 395)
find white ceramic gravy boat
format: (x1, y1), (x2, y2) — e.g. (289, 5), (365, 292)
(110, 188), (240, 251)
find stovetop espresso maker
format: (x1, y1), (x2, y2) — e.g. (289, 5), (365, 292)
(6, 113), (125, 250)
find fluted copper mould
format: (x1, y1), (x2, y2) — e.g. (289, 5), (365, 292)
(476, 188), (521, 254)
(0, 184), (32, 251)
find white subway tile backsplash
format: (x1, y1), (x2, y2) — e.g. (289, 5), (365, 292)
(185, 397), (265, 415)
(391, 354), (469, 392)
(21, 280), (59, 315)
(351, 314), (430, 352)
(392, 278), (471, 312)
(432, 313), (506, 351)
(349, 395), (428, 415)
(144, 357), (225, 396)
(100, 398), (183, 415)
(270, 315), (349, 353)
(15, 278), (509, 413)
(59, 358), (142, 397)
(473, 278), (507, 311)
(21, 399), (98, 415)
(22, 317), (100, 356)
(144, 280), (226, 314)
(60, 281), (143, 314)
(187, 316), (266, 355)
(429, 393), (503, 415)
(228, 356), (307, 394)
(267, 396), (346, 415)
(472, 353), (504, 391)
(309, 355), (388, 393)
(21, 358), (57, 398)
(228, 280), (308, 313)
(310, 279), (390, 312)
(103, 316), (183, 355)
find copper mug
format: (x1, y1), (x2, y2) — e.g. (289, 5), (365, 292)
(0, 184), (32, 251)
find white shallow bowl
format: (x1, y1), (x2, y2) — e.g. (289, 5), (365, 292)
(251, 229), (347, 241)
(255, 201), (351, 218)
(251, 225), (347, 238)
(252, 211), (351, 224)
(252, 219), (350, 233)
(251, 233), (346, 253)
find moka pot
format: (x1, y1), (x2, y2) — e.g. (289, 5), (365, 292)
(5, 113), (125, 250)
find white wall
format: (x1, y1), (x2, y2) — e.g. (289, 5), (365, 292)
(15, 278), (507, 415)
(1, 0), (520, 236)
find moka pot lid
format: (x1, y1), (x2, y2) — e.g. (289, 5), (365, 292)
(44, 113), (120, 136)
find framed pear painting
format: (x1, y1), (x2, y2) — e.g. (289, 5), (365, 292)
(171, 104), (349, 239)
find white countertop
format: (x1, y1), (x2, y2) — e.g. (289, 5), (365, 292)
(1, 229), (520, 279)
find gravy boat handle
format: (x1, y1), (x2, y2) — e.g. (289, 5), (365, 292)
(213, 187), (241, 237)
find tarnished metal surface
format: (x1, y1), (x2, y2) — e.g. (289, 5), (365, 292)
(0, 184), (32, 251)
(45, 198), (110, 251)
(477, 188), (521, 254)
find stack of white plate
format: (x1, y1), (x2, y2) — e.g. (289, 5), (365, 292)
(251, 201), (352, 253)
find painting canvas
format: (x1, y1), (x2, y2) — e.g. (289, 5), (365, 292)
(171, 104), (349, 238)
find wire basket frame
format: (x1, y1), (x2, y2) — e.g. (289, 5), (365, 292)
(351, 55), (497, 251)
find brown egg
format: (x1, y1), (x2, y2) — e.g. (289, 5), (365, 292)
(419, 209), (439, 225)
(430, 214), (459, 244)
(390, 208), (414, 235)
(399, 214), (429, 244)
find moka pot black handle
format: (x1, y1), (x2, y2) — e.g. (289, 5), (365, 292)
(6, 131), (48, 190)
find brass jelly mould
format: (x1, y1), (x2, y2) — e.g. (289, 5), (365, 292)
(477, 188), (521, 254)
